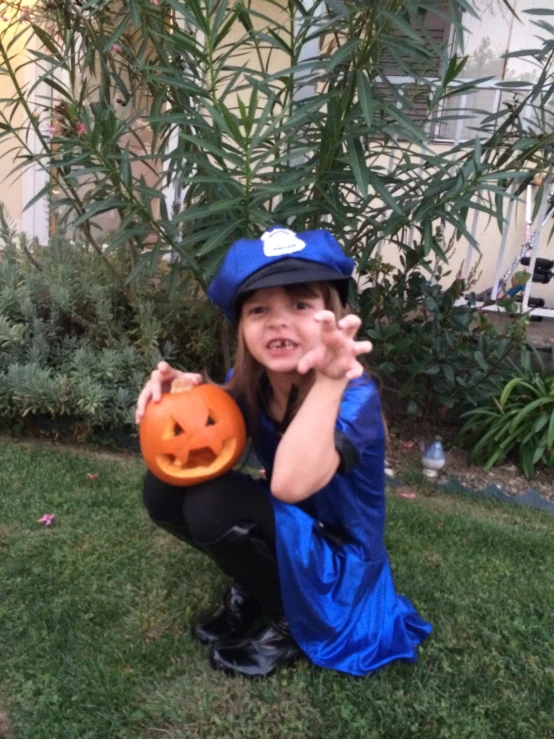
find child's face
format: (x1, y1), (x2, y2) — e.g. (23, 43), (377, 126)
(240, 285), (326, 377)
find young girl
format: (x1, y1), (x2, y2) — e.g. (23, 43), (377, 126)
(136, 226), (432, 678)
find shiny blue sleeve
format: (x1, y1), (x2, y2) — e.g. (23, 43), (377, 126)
(334, 376), (385, 474)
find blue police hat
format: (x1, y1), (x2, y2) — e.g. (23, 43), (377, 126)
(207, 226), (355, 322)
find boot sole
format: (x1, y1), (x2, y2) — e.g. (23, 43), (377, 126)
(208, 648), (302, 679)
(191, 617), (267, 646)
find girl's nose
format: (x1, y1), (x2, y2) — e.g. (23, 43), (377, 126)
(268, 307), (289, 327)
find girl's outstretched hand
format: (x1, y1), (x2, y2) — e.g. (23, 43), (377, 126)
(135, 361), (203, 424)
(296, 312), (372, 381)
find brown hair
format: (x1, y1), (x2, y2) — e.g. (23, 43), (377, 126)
(225, 282), (347, 434)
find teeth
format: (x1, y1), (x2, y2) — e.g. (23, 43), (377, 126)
(268, 340), (295, 349)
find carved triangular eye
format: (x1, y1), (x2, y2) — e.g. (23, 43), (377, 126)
(174, 422), (184, 436)
(207, 416), (216, 426)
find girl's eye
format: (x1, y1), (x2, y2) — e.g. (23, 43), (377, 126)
(247, 305), (266, 315)
(294, 301), (311, 310)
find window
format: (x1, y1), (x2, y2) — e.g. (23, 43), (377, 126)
(431, 0), (553, 141)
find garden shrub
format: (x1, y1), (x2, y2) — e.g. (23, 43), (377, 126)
(457, 347), (554, 479)
(356, 246), (529, 420)
(0, 206), (223, 438)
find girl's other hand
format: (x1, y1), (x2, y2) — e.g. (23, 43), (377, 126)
(135, 361), (203, 424)
(296, 312), (372, 381)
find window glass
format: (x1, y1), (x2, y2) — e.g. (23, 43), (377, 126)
(433, 0), (554, 140)
(462, 0), (549, 82)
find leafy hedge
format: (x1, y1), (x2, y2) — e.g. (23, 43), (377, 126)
(358, 246), (530, 419)
(0, 204), (535, 440)
(0, 207), (223, 437)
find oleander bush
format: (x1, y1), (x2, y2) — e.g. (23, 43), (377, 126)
(1, 0), (553, 290)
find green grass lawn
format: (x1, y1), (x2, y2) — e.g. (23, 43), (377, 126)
(1, 438), (553, 739)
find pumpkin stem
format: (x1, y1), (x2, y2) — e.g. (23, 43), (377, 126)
(170, 378), (195, 393)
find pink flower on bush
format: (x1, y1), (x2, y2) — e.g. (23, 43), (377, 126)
(19, 6), (31, 21)
(37, 514), (55, 526)
(112, 44), (122, 53)
(75, 122), (87, 136)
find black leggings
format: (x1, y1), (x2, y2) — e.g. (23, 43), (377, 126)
(142, 470), (276, 547)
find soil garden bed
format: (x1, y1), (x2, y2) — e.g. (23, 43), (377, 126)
(385, 424), (554, 503)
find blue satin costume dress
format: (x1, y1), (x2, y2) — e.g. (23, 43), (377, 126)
(247, 374), (432, 677)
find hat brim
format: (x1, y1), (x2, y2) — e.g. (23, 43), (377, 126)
(235, 259), (352, 316)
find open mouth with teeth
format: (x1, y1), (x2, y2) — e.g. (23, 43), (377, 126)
(266, 339), (297, 350)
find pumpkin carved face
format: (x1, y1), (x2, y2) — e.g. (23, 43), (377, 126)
(139, 381), (247, 486)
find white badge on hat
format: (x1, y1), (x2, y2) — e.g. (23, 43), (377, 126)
(261, 228), (306, 257)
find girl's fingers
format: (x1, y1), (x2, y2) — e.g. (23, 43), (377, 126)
(297, 348), (318, 374)
(345, 362), (365, 380)
(157, 361), (173, 375)
(135, 389), (150, 424)
(135, 367), (203, 424)
(354, 340), (373, 356)
(317, 313), (364, 345)
(338, 315), (361, 338)
(313, 310), (338, 332)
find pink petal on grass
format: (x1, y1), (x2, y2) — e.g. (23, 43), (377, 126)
(37, 514), (55, 526)
(87, 473), (100, 480)
(395, 486), (417, 499)
(112, 44), (122, 53)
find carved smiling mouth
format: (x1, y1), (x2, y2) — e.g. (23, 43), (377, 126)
(266, 339), (297, 350)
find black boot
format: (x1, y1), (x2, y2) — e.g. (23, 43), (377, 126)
(201, 522), (302, 678)
(152, 519), (264, 644)
(191, 582), (264, 645)
(209, 618), (301, 678)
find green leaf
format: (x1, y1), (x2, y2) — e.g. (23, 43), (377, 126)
(173, 199), (244, 224)
(532, 444), (546, 465)
(347, 137), (368, 195)
(533, 413), (550, 434)
(509, 398), (550, 432)
(29, 23), (61, 58)
(443, 365), (455, 384)
(498, 381), (519, 411)
(474, 351), (487, 371)
(325, 38), (358, 71)
(524, 7), (554, 14)
(483, 445), (507, 470)
(547, 410), (554, 448)
(356, 71), (373, 129)
(22, 182), (53, 212)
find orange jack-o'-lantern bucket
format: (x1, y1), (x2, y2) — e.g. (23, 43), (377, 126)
(139, 379), (247, 486)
